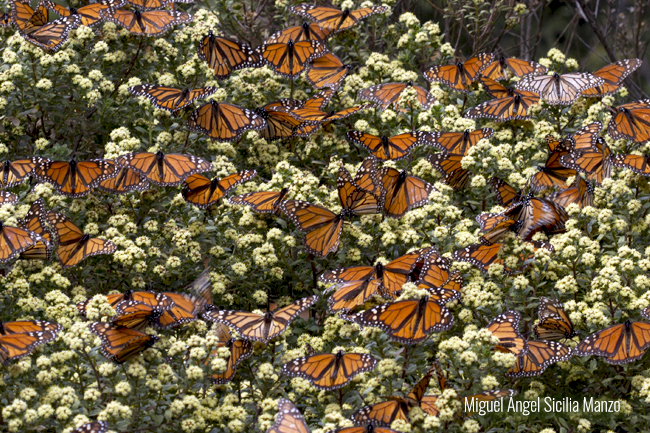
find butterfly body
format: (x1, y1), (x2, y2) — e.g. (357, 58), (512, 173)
(0, 159), (35, 187)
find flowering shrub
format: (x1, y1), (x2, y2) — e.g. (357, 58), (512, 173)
(1, 0), (650, 432)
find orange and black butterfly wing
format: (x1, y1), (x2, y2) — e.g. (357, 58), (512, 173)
(453, 243), (503, 273)
(337, 166), (381, 215)
(607, 100), (650, 143)
(11, 0), (48, 35)
(71, 421), (108, 433)
(281, 352), (377, 390)
(259, 40), (325, 79)
(380, 167), (435, 218)
(482, 56), (547, 80)
(357, 82), (436, 111)
(280, 200), (342, 257)
(506, 340), (572, 378)
(560, 139), (612, 185)
(98, 167), (150, 194)
(24, 15), (80, 51)
(18, 198), (52, 260)
(47, 211), (117, 268)
(188, 101), (266, 142)
(582, 59), (642, 97)
(267, 22), (331, 44)
(35, 159), (117, 198)
(100, 9), (191, 37)
(88, 322), (158, 364)
(465, 93), (538, 121)
(129, 85), (217, 113)
(266, 295), (319, 340)
(612, 154), (650, 176)
(198, 32), (261, 79)
(489, 177), (522, 206)
(576, 321), (650, 364)
(350, 400), (409, 427)
(327, 280), (383, 312)
(0, 320), (62, 335)
(306, 53), (349, 89)
(228, 188), (289, 214)
(116, 152), (211, 186)
(548, 177), (594, 209)
(486, 311), (528, 356)
(210, 339), (253, 384)
(347, 131), (425, 161)
(0, 332), (56, 365)
(533, 297), (577, 340)
(255, 104), (303, 141)
(268, 399), (310, 433)
(290, 4), (387, 34)
(0, 223), (43, 263)
(427, 153), (470, 190)
(0, 159), (37, 187)
(182, 170), (257, 208)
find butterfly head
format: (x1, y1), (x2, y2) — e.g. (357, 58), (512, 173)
(624, 319), (633, 331)
(133, 9), (143, 19)
(301, 22), (310, 32)
(155, 150), (165, 160)
(456, 60), (464, 70)
(69, 7), (78, 14)
(69, 157), (77, 167)
(287, 39), (294, 48)
(342, 8), (351, 17)
(225, 339), (234, 348)
(263, 311), (274, 323)
(254, 107), (269, 119)
(552, 72), (561, 81)
(0, 322), (5, 335)
(374, 261), (384, 278)
(123, 289), (134, 300)
(499, 56), (507, 65)
(406, 80), (414, 87)
(463, 129), (470, 139)
(2, 160), (9, 171)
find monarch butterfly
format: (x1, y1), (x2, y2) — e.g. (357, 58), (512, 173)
(330, 426), (403, 433)
(267, 21), (331, 44)
(188, 100), (266, 141)
(582, 59), (642, 97)
(100, 8), (191, 36)
(197, 31), (261, 79)
(306, 53), (351, 90)
(18, 199), (52, 261)
(34, 157), (117, 198)
(423, 53), (495, 92)
(23, 14), (81, 51)
(258, 39), (326, 79)
(345, 131), (427, 161)
(611, 154), (650, 176)
(228, 188), (290, 214)
(322, 248), (435, 311)
(0, 320), (62, 335)
(160, 292), (206, 326)
(357, 81), (436, 111)
(47, 211), (117, 268)
(485, 310), (528, 356)
(453, 241), (552, 274)
(207, 324), (252, 385)
(125, 0), (192, 10)
(71, 421), (108, 433)
(530, 139), (575, 192)
(88, 322), (159, 364)
(115, 151), (211, 187)
(113, 299), (174, 331)
(0, 222), (43, 263)
(481, 56), (547, 81)
(129, 85), (217, 113)
(379, 167), (435, 218)
(77, 290), (172, 319)
(427, 153), (470, 190)
(475, 213), (516, 245)
(182, 170), (257, 209)
(351, 364), (441, 425)
(502, 193), (569, 240)
(98, 166), (150, 194)
(0, 159), (37, 188)
(514, 72), (604, 105)
(352, 156), (383, 198)
(574, 320), (650, 364)
(254, 102), (304, 141)
(1, 12), (11, 27)
(346, 295), (454, 344)
(203, 295), (318, 344)
(281, 349), (377, 390)
(560, 137), (613, 185)
(415, 259), (463, 304)
(465, 78), (539, 122)
(280, 165), (381, 257)
(268, 399), (310, 433)
(607, 99), (650, 143)
(0, 191), (18, 205)
(506, 340), (572, 378)
(548, 176), (594, 209)
(489, 177), (522, 206)
(0, 331), (58, 365)
(422, 128), (494, 155)
(42, 0), (121, 27)
(290, 4), (387, 34)
(292, 105), (372, 137)
(11, 0), (49, 35)
(533, 297), (578, 340)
